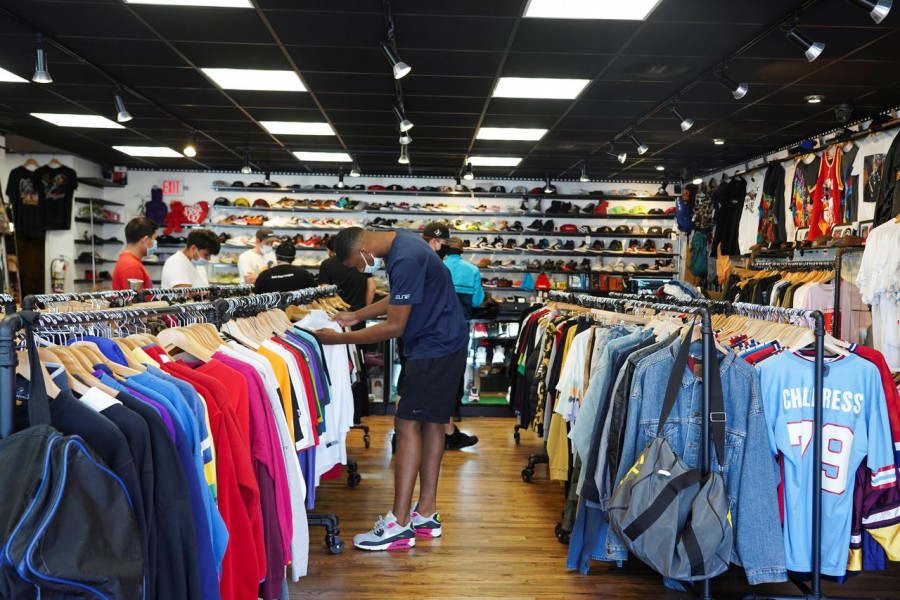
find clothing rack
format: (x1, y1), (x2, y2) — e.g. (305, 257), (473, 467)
(531, 291), (719, 600)
(140, 284), (254, 304)
(22, 285), (254, 311)
(0, 294), (16, 314)
(749, 248), (865, 338)
(23, 290), (137, 310)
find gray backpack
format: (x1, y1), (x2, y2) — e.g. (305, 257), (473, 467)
(609, 322), (733, 581)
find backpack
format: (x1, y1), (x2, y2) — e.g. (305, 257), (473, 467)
(0, 314), (144, 599)
(689, 231), (708, 278)
(608, 321), (733, 582)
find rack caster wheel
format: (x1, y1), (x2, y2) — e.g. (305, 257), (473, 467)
(327, 535), (345, 554)
(513, 424), (521, 445)
(555, 522), (570, 544)
(391, 432), (396, 455)
(348, 472), (362, 488)
(364, 434), (371, 448)
(522, 467), (534, 482)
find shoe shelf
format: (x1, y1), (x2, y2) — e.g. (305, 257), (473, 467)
(209, 262), (320, 270)
(211, 222), (351, 230)
(74, 197), (125, 207)
(367, 209), (670, 220)
(221, 244), (328, 253)
(439, 228), (676, 239)
(479, 266), (676, 275)
(74, 217), (124, 225)
(75, 258), (112, 265)
(464, 247), (676, 258)
(75, 239), (122, 246)
(212, 204), (366, 213)
(212, 185), (677, 201)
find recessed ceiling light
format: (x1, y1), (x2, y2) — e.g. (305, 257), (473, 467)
(805, 94), (825, 104)
(31, 113), (125, 129)
(260, 121), (334, 135)
(201, 68), (306, 92)
(468, 156), (522, 167)
(0, 67), (27, 83)
(476, 127), (548, 141)
(713, 138), (725, 145)
(124, 0), (252, 6)
(114, 145), (182, 157)
(524, 0), (662, 20)
(493, 77), (590, 100)
(655, 165), (665, 171)
(292, 151), (353, 162)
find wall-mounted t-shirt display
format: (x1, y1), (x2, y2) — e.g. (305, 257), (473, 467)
(790, 156), (820, 228)
(807, 146), (843, 239)
(840, 143), (860, 224)
(5, 166), (43, 238)
(863, 153), (884, 204)
(33, 164), (78, 231)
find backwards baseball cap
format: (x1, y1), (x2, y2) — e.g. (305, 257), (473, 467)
(256, 227), (280, 242)
(275, 241), (296, 260)
(422, 222), (450, 240)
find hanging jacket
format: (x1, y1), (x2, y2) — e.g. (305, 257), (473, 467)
(874, 132), (900, 226)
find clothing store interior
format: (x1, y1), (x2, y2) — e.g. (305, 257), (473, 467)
(0, 0), (899, 598)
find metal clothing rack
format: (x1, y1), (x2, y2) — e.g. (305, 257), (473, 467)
(22, 285), (254, 311)
(140, 284), (254, 304)
(0, 294), (17, 314)
(523, 290), (719, 600)
(23, 290), (137, 311)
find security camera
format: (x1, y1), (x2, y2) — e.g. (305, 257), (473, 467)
(835, 103), (853, 123)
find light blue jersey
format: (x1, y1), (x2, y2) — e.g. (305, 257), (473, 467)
(758, 351), (895, 576)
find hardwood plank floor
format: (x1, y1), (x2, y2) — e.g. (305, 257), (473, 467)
(291, 416), (898, 599)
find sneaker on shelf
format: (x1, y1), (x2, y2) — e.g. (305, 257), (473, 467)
(549, 239), (562, 251)
(562, 240), (575, 251)
(590, 240), (606, 253)
(474, 347), (487, 366)
(591, 259), (604, 272)
(477, 258), (492, 268)
(492, 345), (506, 365)
(579, 258), (592, 271)
(662, 242), (673, 253)
(541, 219), (556, 232)
(627, 239), (640, 253)
(625, 263), (637, 273)
(525, 219), (543, 231)
(474, 237), (490, 248)
(492, 236), (505, 249)
(522, 238), (535, 250)
(579, 225), (593, 234)
(353, 513), (416, 551)
(509, 221), (524, 232)
(640, 240), (657, 254)
(607, 240), (624, 252)
(537, 239), (550, 251)
(467, 386), (480, 403)
(446, 425), (479, 450)
(527, 259), (541, 270)
(575, 242), (590, 253)
(410, 503), (443, 538)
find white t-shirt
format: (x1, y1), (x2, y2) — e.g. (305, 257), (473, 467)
(238, 248), (274, 281)
(738, 179), (762, 255)
(161, 251), (209, 288)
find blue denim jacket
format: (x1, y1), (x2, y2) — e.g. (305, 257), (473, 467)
(606, 339), (787, 585)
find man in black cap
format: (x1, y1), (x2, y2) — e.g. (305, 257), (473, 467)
(238, 226), (280, 284)
(253, 241), (316, 293)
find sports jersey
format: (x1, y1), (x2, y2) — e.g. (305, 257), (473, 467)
(758, 351), (895, 576)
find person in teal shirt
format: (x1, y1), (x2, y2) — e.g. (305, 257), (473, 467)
(442, 237), (484, 319)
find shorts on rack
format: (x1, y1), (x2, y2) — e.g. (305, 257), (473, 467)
(395, 346), (466, 424)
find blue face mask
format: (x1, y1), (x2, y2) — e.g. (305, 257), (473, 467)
(146, 239), (158, 256)
(191, 250), (207, 267)
(360, 251), (382, 274)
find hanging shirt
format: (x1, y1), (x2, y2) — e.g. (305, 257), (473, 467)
(32, 163), (78, 230)
(791, 156), (820, 228)
(808, 148), (844, 239)
(758, 351), (896, 576)
(5, 166), (43, 237)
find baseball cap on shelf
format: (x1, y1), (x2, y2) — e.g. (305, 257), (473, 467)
(368, 185), (386, 191)
(234, 197), (250, 207)
(212, 180), (228, 187)
(647, 226), (663, 235)
(253, 198), (270, 208)
(256, 227), (280, 242)
(213, 197), (230, 206)
(351, 184), (365, 190)
(249, 182), (266, 188)
(510, 186), (528, 194)
(420, 186), (438, 192)
(405, 186), (418, 192)
(266, 181), (281, 188)
(438, 186), (453, 193)
(387, 184), (404, 191)
(559, 224), (578, 233)
(422, 222), (450, 240)
(528, 187), (544, 194)
(489, 185), (507, 193)
(230, 181), (245, 187)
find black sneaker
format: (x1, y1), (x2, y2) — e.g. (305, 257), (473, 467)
(509, 221), (524, 232)
(522, 238), (535, 249)
(504, 238), (517, 250)
(526, 219), (543, 231)
(579, 258), (591, 271)
(492, 236), (505, 248)
(627, 239), (640, 253)
(590, 240), (606, 253)
(475, 237), (490, 248)
(562, 240), (575, 251)
(445, 426), (478, 450)
(608, 240), (624, 252)
(579, 225), (593, 234)
(541, 219), (555, 232)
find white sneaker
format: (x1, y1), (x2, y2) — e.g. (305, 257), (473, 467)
(492, 345), (506, 365)
(353, 512), (416, 551)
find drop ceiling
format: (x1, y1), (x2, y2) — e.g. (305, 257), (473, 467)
(0, 0), (897, 180)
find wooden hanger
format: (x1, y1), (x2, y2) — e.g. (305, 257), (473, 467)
(17, 350), (61, 399)
(47, 157), (62, 167)
(70, 341), (144, 376)
(156, 326), (216, 362)
(21, 157), (39, 170)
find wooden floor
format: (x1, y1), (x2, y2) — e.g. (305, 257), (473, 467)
(291, 416), (899, 599)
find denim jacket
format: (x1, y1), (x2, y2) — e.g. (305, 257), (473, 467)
(605, 339), (787, 585)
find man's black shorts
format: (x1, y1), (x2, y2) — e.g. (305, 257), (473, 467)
(395, 346), (467, 423)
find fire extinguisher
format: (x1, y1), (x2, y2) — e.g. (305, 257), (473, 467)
(50, 256), (68, 293)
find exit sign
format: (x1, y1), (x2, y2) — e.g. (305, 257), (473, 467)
(161, 180), (182, 196)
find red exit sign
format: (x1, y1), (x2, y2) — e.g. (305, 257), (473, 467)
(161, 180), (182, 196)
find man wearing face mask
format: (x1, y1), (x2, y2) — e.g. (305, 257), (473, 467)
(112, 216), (158, 290)
(238, 226), (280, 285)
(161, 229), (220, 288)
(253, 241), (316, 293)
(314, 226), (468, 551)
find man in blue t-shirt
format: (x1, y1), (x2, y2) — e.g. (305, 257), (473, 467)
(315, 226), (468, 552)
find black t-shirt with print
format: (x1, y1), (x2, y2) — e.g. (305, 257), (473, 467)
(33, 164), (78, 230)
(5, 166), (43, 238)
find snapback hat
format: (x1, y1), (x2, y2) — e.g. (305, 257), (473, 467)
(234, 197), (250, 207)
(253, 198), (270, 208)
(559, 224), (578, 233)
(489, 185), (507, 193)
(256, 227), (280, 242)
(213, 197), (230, 206)
(212, 180), (228, 187)
(422, 222), (450, 240)
(275, 241), (296, 261)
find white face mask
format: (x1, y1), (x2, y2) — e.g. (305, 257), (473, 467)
(260, 244), (274, 255)
(360, 251), (382, 274)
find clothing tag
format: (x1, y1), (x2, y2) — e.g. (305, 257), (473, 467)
(79, 387), (121, 412)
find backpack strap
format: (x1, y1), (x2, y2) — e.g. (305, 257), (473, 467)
(622, 468), (701, 541)
(20, 311), (51, 428)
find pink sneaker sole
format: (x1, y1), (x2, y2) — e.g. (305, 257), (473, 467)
(414, 528), (442, 538)
(387, 539), (415, 550)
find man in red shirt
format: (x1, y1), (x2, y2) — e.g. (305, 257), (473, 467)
(112, 216), (157, 290)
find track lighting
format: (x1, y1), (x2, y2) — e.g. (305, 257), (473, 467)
(543, 176), (554, 194)
(786, 26), (825, 62)
(32, 35), (52, 84)
(263, 171), (272, 186)
(398, 144), (409, 165)
(399, 130), (412, 145)
(628, 132), (648, 155)
(349, 158), (361, 177)
(114, 87), (132, 123)
(845, 0), (892, 23)
(381, 42), (411, 79)
(337, 171), (345, 189)
(462, 162), (474, 181)
(605, 145), (627, 164)
(579, 164), (590, 183)
(692, 177), (703, 185)
(717, 72), (749, 100)
(455, 175), (465, 191)
(241, 154), (252, 174)
(669, 106), (694, 132)
(182, 130), (197, 158)
(393, 104), (414, 132)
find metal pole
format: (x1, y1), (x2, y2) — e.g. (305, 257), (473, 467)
(0, 314), (23, 438)
(811, 311), (825, 599)
(832, 251), (843, 338)
(700, 307), (713, 600)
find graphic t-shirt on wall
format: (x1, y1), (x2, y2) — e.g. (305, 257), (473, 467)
(757, 351), (896, 576)
(864, 153), (885, 204)
(791, 157), (820, 228)
(5, 166), (43, 238)
(33, 164), (78, 230)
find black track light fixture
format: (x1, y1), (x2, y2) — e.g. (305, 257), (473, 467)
(628, 132), (649, 155)
(717, 72), (749, 100)
(241, 154), (252, 175)
(543, 175), (555, 194)
(605, 144), (627, 164)
(182, 130), (197, 158)
(785, 25), (825, 62)
(114, 85), (132, 123)
(455, 175), (464, 191)
(263, 171), (272, 186)
(399, 130), (412, 145)
(337, 171), (346, 189)
(381, 42), (411, 79)
(393, 104), (414, 132)
(845, 0), (892, 23)
(32, 34), (52, 84)
(349, 158), (361, 177)
(579, 164), (590, 183)
(462, 162), (474, 181)
(669, 106), (694, 132)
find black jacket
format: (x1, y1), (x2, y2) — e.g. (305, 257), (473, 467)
(874, 132), (900, 226)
